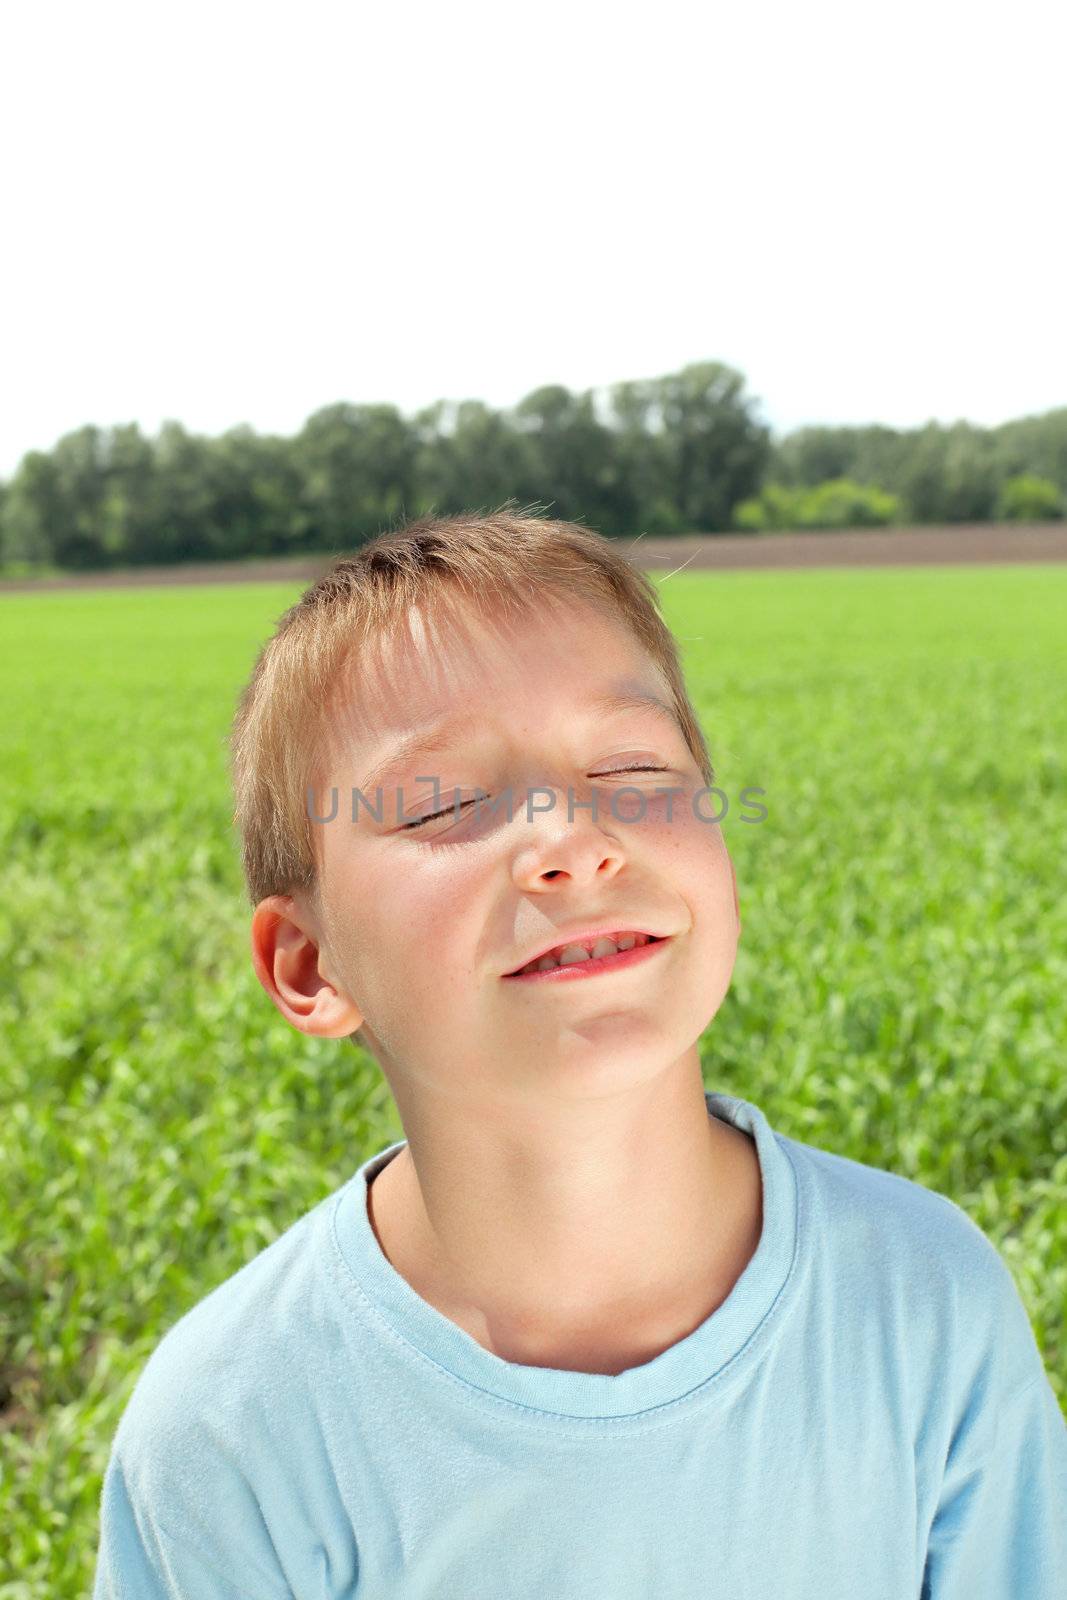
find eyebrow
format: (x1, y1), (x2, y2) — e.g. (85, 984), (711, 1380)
(355, 686), (681, 796)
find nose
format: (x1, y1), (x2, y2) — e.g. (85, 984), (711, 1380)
(510, 786), (627, 892)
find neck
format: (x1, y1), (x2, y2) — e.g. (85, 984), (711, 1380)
(366, 1060), (763, 1375)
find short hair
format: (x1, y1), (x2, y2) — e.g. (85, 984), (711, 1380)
(228, 506), (714, 916)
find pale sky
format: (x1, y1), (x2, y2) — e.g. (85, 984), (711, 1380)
(2, 0), (1064, 481)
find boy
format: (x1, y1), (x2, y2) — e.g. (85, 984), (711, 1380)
(93, 510), (1066, 1598)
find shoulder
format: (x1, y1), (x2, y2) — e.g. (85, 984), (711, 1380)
(778, 1127), (1047, 1398)
(110, 1182), (344, 1531)
(783, 1127), (995, 1264)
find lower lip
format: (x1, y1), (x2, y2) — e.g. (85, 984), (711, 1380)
(503, 936), (670, 983)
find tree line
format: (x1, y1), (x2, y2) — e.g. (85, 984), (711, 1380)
(1, 361), (1063, 570)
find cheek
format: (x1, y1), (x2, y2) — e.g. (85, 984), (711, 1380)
(639, 786), (727, 862)
(360, 851), (487, 1006)
(645, 800), (737, 932)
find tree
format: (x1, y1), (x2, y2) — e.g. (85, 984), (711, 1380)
(293, 403), (418, 549)
(772, 427), (856, 487)
(606, 378), (679, 536)
(651, 362), (771, 532)
(0, 427), (121, 568)
(510, 385), (635, 534)
(144, 421), (218, 563)
(733, 479), (901, 532)
(98, 423), (159, 564)
(992, 409), (1067, 493)
(8, 376), (1067, 572)
(995, 474), (1064, 521)
(1, 451), (65, 565)
(412, 400), (538, 519)
(204, 428), (306, 558)
(893, 422), (999, 523)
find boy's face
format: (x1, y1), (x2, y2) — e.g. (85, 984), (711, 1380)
(269, 593), (740, 1113)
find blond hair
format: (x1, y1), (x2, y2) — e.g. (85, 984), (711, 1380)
(228, 506), (713, 913)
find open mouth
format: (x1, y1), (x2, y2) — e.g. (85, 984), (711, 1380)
(503, 932), (669, 981)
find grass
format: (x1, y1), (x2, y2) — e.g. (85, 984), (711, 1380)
(1, 563), (1065, 1594)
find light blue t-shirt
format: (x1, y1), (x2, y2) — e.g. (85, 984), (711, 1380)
(92, 1092), (1067, 1598)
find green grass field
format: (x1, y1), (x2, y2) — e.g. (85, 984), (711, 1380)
(2, 564), (1066, 1594)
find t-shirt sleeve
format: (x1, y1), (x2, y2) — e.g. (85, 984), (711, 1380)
(920, 1309), (1067, 1597)
(92, 1451), (292, 1600)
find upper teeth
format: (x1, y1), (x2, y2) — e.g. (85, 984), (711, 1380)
(515, 932), (651, 976)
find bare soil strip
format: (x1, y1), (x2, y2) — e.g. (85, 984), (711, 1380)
(2, 523), (1065, 591)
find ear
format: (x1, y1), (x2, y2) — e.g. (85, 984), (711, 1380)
(250, 895), (364, 1039)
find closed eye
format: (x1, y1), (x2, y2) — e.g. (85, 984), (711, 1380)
(400, 766), (671, 831)
(400, 798), (476, 830)
(593, 764), (670, 775)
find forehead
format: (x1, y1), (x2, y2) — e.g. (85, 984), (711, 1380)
(327, 590), (667, 754)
